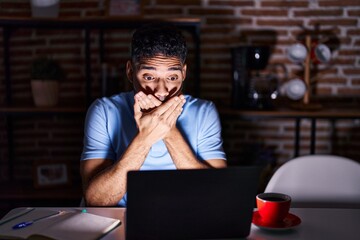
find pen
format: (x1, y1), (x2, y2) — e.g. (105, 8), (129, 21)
(0, 208), (34, 226)
(12, 211), (64, 230)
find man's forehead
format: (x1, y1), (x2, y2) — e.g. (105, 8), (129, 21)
(135, 55), (183, 69)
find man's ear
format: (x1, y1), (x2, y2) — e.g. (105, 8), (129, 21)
(126, 60), (133, 83)
(182, 64), (187, 81)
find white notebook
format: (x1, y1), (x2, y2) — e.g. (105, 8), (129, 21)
(0, 208), (121, 240)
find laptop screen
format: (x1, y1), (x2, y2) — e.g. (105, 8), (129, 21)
(126, 167), (260, 240)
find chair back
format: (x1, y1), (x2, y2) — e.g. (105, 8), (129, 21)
(265, 155), (360, 208)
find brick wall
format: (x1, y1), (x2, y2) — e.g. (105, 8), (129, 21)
(1, 0), (360, 183)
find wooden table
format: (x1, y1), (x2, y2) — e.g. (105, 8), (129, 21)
(2, 207), (360, 239)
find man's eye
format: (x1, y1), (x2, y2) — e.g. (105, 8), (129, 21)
(168, 76), (178, 81)
(144, 75), (154, 81)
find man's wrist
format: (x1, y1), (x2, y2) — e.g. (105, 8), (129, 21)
(134, 132), (154, 149)
(164, 127), (180, 141)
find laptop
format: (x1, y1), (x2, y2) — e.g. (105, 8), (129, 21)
(126, 166), (260, 240)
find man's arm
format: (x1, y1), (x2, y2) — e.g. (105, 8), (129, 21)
(164, 128), (227, 169)
(81, 93), (185, 206)
(80, 133), (151, 206)
(135, 93), (227, 169)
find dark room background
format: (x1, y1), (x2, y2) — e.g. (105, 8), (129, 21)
(0, 0), (359, 215)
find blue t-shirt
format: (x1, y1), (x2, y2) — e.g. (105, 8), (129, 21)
(81, 91), (226, 206)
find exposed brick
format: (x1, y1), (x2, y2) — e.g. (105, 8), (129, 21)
(1, 11), (31, 18)
(142, 0), (152, 5)
(6, 28), (33, 38)
(60, 1), (98, 9)
(241, 9), (288, 17)
(290, 28), (341, 38)
(206, 17), (252, 25)
(189, 8), (234, 16)
(352, 79), (360, 86)
(0, 1), (29, 9)
(343, 68), (360, 75)
(201, 26), (235, 34)
(257, 19), (304, 27)
(338, 37), (352, 45)
(35, 47), (82, 56)
(309, 19), (358, 27)
(316, 68), (339, 75)
(261, 1), (308, 8)
(354, 39), (360, 46)
(209, 1), (254, 7)
(332, 58), (356, 65)
(319, 0), (360, 7)
(34, 29), (82, 36)
(49, 38), (84, 45)
(317, 77), (347, 84)
(241, 28), (284, 38)
(59, 11), (82, 18)
(9, 49), (33, 57)
(313, 87), (332, 95)
(202, 34), (239, 44)
(294, 9), (343, 17)
(85, 10), (105, 17)
(337, 88), (360, 95)
(338, 49), (360, 56)
(143, 7), (183, 15)
(347, 28), (360, 35)
(348, 9), (360, 16)
(156, 0), (201, 6)
(203, 56), (232, 65)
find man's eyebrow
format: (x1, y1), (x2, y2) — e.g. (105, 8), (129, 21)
(138, 65), (156, 70)
(137, 65), (182, 71)
(168, 66), (182, 71)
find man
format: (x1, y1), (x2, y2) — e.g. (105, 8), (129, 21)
(80, 23), (227, 207)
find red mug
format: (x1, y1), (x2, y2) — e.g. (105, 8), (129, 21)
(256, 193), (291, 225)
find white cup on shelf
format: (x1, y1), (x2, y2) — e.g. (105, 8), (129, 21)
(280, 78), (307, 100)
(31, 0), (60, 18)
(287, 43), (307, 63)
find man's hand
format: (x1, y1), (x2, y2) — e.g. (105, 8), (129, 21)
(134, 91), (162, 112)
(134, 92), (185, 146)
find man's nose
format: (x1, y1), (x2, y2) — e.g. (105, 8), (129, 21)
(155, 80), (169, 100)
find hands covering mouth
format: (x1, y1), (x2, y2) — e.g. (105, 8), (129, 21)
(134, 91), (184, 112)
(133, 91), (186, 145)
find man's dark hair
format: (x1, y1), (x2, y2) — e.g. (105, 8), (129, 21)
(131, 23), (187, 64)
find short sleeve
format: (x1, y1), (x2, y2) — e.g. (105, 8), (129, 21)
(80, 99), (116, 161)
(197, 102), (226, 161)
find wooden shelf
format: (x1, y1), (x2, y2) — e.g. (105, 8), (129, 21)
(0, 16), (201, 29)
(0, 182), (83, 218)
(218, 99), (360, 157)
(0, 106), (86, 115)
(0, 181), (83, 202)
(219, 97), (360, 119)
(219, 106), (360, 119)
(0, 184), (82, 201)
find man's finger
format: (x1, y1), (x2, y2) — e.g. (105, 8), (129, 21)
(162, 97), (185, 120)
(135, 92), (162, 110)
(135, 92), (147, 110)
(155, 96), (181, 116)
(166, 104), (183, 125)
(133, 97), (142, 121)
(147, 95), (162, 107)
